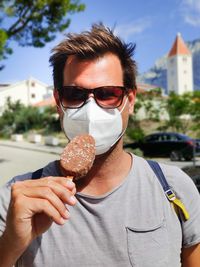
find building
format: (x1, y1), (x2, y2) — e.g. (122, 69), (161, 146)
(32, 96), (56, 112)
(0, 77), (53, 115)
(167, 33), (193, 95)
(137, 83), (164, 94)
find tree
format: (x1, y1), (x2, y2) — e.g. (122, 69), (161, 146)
(190, 91), (200, 137)
(161, 91), (192, 133)
(0, 97), (24, 127)
(14, 106), (43, 132)
(0, 0), (85, 69)
(126, 87), (163, 142)
(0, 97), (61, 136)
(41, 105), (61, 133)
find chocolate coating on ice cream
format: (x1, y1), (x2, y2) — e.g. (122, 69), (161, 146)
(60, 134), (95, 180)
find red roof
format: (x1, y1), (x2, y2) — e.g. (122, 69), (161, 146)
(137, 83), (160, 93)
(32, 97), (55, 107)
(168, 33), (190, 57)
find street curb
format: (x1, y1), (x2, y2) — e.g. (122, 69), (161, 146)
(0, 141), (63, 155)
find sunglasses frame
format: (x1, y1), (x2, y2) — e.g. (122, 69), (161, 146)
(58, 86), (129, 109)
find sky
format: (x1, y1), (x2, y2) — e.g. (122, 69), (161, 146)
(1, 0), (200, 86)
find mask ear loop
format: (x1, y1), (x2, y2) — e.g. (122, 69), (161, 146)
(59, 102), (64, 113)
(119, 96), (128, 114)
(110, 96), (128, 147)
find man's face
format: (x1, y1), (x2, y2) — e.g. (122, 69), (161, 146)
(54, 52), (136, 133)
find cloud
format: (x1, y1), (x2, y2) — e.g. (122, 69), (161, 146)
(181, 0), (200, 26)
(113, 18), (152, 41)
(183, 0), (200, 11)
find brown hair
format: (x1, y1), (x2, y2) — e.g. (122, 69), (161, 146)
(49, 23), (137, 91)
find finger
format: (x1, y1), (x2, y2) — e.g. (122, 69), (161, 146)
(23, 187), (71, 220)
(17, 176), (76, 192)
(29, 180), (76, 206)
(31, 197), (68, 225)
(12, 180), (77, 208)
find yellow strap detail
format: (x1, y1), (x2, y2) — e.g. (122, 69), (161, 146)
(171, 202), (179, 217)
(167, 193), (190, 220)
(172, 198), (190, 220)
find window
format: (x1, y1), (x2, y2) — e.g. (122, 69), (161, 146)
(146, 135), (159, 142)
(182, 57), (187, 63)
(168, 134), (177, 141)
(31, 93), (36, 98)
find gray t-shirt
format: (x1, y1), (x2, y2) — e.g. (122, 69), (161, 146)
(0, 154), (200, 267)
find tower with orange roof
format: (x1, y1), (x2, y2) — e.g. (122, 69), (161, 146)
(167, 33), (193, 95)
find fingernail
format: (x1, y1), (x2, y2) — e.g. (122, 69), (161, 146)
(70, 196), (77, 205)
(60, 218), (65, 225)
(66, 180), (74, 187)
(64, 210), (70, 219)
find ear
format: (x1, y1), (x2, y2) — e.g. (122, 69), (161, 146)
(53, 89), (60, 114)
(128, 89), (136, 114)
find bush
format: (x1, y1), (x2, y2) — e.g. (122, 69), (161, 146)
(124, 147), (144, 157)
(126, 126), (145, 142)
(14, 106), (43, 132)
(0, 98), (61, 135)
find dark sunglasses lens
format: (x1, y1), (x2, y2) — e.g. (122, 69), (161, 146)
(95, 86), (123, 108)
(60, 87), (85, 108)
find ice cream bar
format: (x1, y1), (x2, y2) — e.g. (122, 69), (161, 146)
(60, 134), (95, 180)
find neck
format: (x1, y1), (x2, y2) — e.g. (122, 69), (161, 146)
(74, 139), (132, 196)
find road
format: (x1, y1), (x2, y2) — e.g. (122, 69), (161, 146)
(1, 143), (199, 187)
(0, 146), (59, 187)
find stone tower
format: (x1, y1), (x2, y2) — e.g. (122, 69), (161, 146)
(167, 33), (193, 95)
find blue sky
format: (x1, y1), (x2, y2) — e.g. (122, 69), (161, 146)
(1, 0), (200, 86)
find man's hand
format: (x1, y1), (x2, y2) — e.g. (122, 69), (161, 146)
(0, 176), (76, 267)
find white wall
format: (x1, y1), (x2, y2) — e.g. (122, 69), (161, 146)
(167, 56), (178, 94)
(135, 98), (169, 121)
(167, 55), (193, 95)
(177, 55), (193, 94)
(0, 78), (51, 115)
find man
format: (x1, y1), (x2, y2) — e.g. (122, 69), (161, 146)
(0, 24), (200, 267)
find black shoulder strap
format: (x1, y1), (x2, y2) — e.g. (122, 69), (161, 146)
(31, 168), (44, 180)
(147, 159), (189, 221)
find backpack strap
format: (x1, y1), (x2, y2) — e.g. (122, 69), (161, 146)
(147, 160), (190, 221)
(31, 168), (44, 180)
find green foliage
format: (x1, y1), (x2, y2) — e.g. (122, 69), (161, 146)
(14, 106), (43, 132)
(126, 87), (163, 143)
(126, 125), (145, 142)
(0, 97), (24, 126)
(190, 91), (200, 137)
(0, 0), (85, 69)
(126, 88), (200, 141)
(0, 97), (61, 136)
(135, 87), (163, 121)
(41, 105), (61, 132)
(124, 147), (144, 157)
(161, 91), (192, 133)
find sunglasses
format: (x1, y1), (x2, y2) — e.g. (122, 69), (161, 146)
(58, 86), (129, 109)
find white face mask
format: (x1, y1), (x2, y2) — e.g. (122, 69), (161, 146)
(61, 97), (128, 155)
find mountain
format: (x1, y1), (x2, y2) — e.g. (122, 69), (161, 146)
(136, 38), (200, 94)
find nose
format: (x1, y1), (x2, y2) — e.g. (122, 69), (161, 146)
(88, 93), (95, 98)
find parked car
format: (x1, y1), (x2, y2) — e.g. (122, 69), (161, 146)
(124, 132), (200, 161)
(182, 166), (200, 193)
(193, 174), (200, 192)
